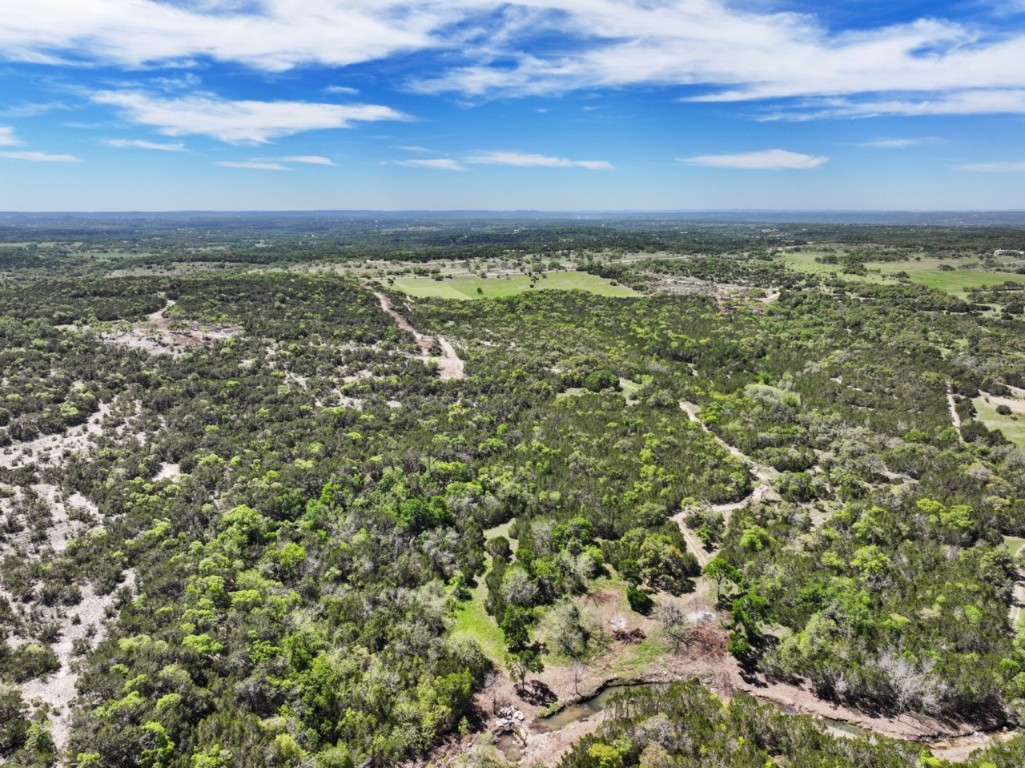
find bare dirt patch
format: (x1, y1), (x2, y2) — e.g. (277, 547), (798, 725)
(374, 292), (465, 380)
(980, 389), (1025, 416)
(20, 571), (135, 756)
(99, 298), (241, 357)
(947, 384), (965, 441)
(0, 400), (112, 471)
(0, 479), (133, 757)
(154, 462), (182, 481)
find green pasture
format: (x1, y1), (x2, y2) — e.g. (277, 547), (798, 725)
(973, 397), (1025, 449)
(784, 251), (1025, 296)
(389, 271), (637, 300)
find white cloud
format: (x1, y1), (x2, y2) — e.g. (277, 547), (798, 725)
(265, 155), (335, 166)
(217, 160), (291, 170)
(859, 138), (927, 149)
(0, 102), (68, 119)
(467, 151), (612, 170)
(92, 90), (408, 143)
(679, 149), (827, 170)
(107, 138), (186, 151)
(325, 86), (360, 95)
(1, 2), (1025, 118)
(389, 158), (467, 171)
(0, 127), (20, 146)
(0, 151), (80, 162)
(0, 0), (441, 71)
(410, 4), (1025, 110)
(765, 90), (1025, 120)
(960, 161), (1025, 172)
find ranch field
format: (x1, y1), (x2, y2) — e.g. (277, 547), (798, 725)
(389, 271), (637, 299)
(783, 251), (1025, 296)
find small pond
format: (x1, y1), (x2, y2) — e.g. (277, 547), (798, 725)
(531, 685), (649, 733)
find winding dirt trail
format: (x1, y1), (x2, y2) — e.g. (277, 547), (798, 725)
(1010, 575), (1025, 628)
(374, 292), (465, 380)
(674, 401), (778, 565)
(148, 296), (176, 328)
(947, 384), (965, 442)
(679, 401), (777, 488)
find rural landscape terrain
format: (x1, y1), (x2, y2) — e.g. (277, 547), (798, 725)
(1, 213), (1025, 767)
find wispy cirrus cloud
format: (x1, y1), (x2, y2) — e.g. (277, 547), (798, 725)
(467, 151), (612, 170)
(91, 90), (408, 144)
(859, 138), (929, 149)
(217, 160), (291, 171)
(218, 156), (334, 170)
(0, 102), (69, 119)
(679, 149), (827, 170)
(3, 2), (1025, 119)
(388, 158), (467, 171)
(0, 127), (20, 147)
(387, 151), (612, 171)
(106, 138), (186, 151)
(959, 161), (1025, 172)
(408, 3), (1025, 116)
(0, 0), (439, 71)
(264, 155), (334, 166)
(760, 89), (1025, 121)
(0, 151), (80, 162)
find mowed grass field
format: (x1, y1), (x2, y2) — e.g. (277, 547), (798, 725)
(874, 259), (1025, 296)
(390, 271), (637, 300)
(784, 252), (1025, 297)
(973, 397), (1025, 449)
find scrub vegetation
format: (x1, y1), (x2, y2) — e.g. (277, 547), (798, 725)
(1, 215), (1025, 767)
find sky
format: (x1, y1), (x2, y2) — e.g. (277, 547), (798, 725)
(1, 0), (1025, 211)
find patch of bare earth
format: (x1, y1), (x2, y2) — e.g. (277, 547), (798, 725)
(374, 292), (465, 380)
(0, 480), (134, 758)
(19, 572), (136, 757)
(154, 462), (182, 481)
(653, 275), (746, 298)
(0, 396), (145, 761)
(99, 298), (241, 357)
(0, 399), (114, 471)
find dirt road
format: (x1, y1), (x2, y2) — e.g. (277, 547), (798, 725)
(374, 291), (465, 380)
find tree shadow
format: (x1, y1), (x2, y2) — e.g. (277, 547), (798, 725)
(517, 680), (557, 706)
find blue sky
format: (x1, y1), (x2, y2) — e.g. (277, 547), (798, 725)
(2, 0), (1025, 211)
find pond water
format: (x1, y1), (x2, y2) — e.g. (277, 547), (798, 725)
(530, 685), (644, 733)
(496, 733), (524, 761)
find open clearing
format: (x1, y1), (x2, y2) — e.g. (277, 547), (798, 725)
(783, 251), (1025, 297)
(389, 271), (637, 300)
(973, 392), (1025, 449)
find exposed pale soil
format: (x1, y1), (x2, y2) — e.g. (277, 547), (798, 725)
(947, 384), (964, 440)
(435, 586), (999, 768)
(98, 297), (241, 357)
(374, 292), (465, 380)
(19, 572), (136, 756)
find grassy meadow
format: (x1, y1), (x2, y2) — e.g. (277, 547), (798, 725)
(389, 271), (637, 300)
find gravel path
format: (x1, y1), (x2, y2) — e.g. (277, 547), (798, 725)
(374, 291), (465, 380)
